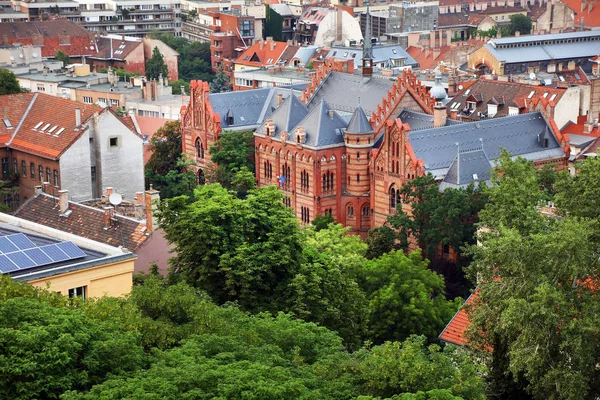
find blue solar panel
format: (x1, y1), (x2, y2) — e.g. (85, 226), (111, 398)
(24, 248), (53, 265)
(7, 233), (37, 250)
(7, 252), (36, 269)
(0, 237), (18, 254)
(40, 244), (70, 263)
(0, 255), (18, 273)
(56, 242), (86, 259)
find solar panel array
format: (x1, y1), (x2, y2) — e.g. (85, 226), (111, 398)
(0, 233), (87, 274)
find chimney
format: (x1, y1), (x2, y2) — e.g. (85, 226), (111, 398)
(429, 30), (436, 49)
(259, 39), (265, 50)
(328, 109), (335, 118)
(144, 186), (160, 232)
(75, 108), (81, 127)
(434, 103), (447, 127)
(515, 30), (520, 37)
(35, 185), (43, 195)
(103, 206), (114, 229)
(42, 181), (51, 193)
(433, 47), (441, 59)
(106, 187), (113, 200)
(58, 190), (68, 214)
(270, 38), (275, 51)
(277, 93), (283, 105)
(568, 60), (576, 70)
(582, 0), (587, 12)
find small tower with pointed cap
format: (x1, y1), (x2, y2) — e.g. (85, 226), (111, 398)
(344, 104), (374, 195)
(431, 73), (448, 127)
(362, 2), (373, 77)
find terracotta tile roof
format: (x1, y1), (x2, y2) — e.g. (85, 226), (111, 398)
(449, 79), (566, 120)
(439, 290), (478, 346)
(279, 44), (300, 65)
(0, 93), (103, 159)
(563, 0), (600, 27)
(406, 45), (453, 70)
(93, 36), (142, 60)
(439, 12), (484, 28)
(15, 194), (149, 251)
(555, 66), (590, 85)
(235, 40), (290, 67)
(133, 116), (171, 165)
(562, 115), (600, 138)
(0, 20), (94, 58)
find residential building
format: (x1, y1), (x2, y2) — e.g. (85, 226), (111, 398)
(0, 211), (136, 298)
(325, 43), (418, 73)
(209, 10), (256, 75)
(360, 2), (440, 42)
(0, 92), (144, 203)
(0, 44), (63, 75)
(233, 37), (293, 73)
(446, 78), (580, 129)
(15, 186), (172, 274)
(468, 30), (600, 76)
(0, 4), (27, 22)
(529, 0), (575, 34)
(266, 4), (296, 42)
(561, 0), (600, 30)
(233, 65), (312, 91)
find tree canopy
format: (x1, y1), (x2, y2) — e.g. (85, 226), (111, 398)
(0, 68), (24, 95)
(508, 14), (532, 35)
(465, 152), (600, 400)
(145, 46), (168, 80)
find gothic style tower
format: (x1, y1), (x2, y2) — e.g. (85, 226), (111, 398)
(345, 104), (374, 196)
(362, 2), (373, 77)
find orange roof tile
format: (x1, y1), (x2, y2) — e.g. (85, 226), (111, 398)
(235, 39), (290, 68)
(439, 290), (478, 346)
(562, 115), (600, 138)
(562, 0), (600, 27)
(406, 45), (453, 70)
(0, 93), (103, 160)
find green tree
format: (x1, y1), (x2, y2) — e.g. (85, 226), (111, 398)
(0, 68), (24, 95)
(169, 79), (189, 95)
(361, 250), (460, 343)
(0, 297), (144, 400)
(54, 50), (71, 66)
(207, 129), (255, 189)
(555, 157), (600, 222)
(159, 184), (303, 312)
(365, 225), (399, 259)
(210, 70), (231, 93)
(264, 5), (284, 41)
(145, 46), (168, 80)
(508, 14), (532, 35)
(310, 213), (334, 231)
(465, 153), (600, 400)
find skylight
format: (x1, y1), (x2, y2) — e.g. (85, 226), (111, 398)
(2, 118), (12, 129)
(55, 128), (65, 136)
(543, 92), (548, 98)
(33, 121), (44, 130)
(463, 89), (471, 96)
(550, 94), (557, 101)
(47, 125), (58, 134)
(40, 123), (51, 132)
(527, 90), (535, 99)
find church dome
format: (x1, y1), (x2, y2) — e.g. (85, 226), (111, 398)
(430, 73), (447, 101)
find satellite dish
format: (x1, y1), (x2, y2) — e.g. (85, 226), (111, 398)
(109, 192), (122, 206)
(458, 84), (463, 90)
(529, 72), (536, 80)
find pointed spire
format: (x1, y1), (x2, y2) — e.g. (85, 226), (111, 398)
(362, 2), (373, 77)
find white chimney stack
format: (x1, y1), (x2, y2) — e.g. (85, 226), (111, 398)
(75, 108), (81, 127)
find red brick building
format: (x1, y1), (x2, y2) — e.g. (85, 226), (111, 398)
(180, 59), (569, 236)
(209, 11), (256, 76)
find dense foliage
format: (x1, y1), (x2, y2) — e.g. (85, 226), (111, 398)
(144, 120), (197, 198)
(145, 46), (168, 81)
(465, 151), (600, 400)
(0, 274), (484, 400)
(0, 68), (24, 95)
(206, 129), (255, 192)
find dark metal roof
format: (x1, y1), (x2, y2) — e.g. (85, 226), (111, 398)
(298, 99), (347, 148)
(346, 106), (373, 134)
(398, 109), (461, 130)
(442, 148), (492, 187)
(258, 93), (309, 138)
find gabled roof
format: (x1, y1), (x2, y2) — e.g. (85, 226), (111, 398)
(439, 290), (478, 346)
(15, 194), (149, 251)
(297, 99), (347, 148)
(326, 45), (418, 70)
(554, 0), (600, 27)
(235, 40), (290, 68)
(398, 109), (462, 130)
(346, 106), (373, 134)
(92, 36), (142, 60)
(441, 148), (492, 188)
(258, 93), (309, 138)
(0, 93), (103, 159)
(307, 71), (395, 115)
(410, 112), (564, 182)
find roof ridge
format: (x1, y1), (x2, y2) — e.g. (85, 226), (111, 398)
(8, 92), (38, 146)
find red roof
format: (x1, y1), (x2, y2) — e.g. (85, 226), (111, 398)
(235, 39), (290, 67)
(0, 20), (94, 58)
(0, 93), (103, 159)
(134, 116), (171, 165)
(562, 115), (600, 138)
(562, 0), (600, 27)
(406, 45), (453, 70)
(439, 290), (479, 346)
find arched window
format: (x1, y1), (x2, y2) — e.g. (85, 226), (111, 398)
(347, 204), (354, 217)
(322, 171), (334, 192)
(195, 138), (204, 159)
(362, 204), (370, 217)
(198, 169), (205, 184)
(390, 186), (397, 209)
(301, 170), (310, 191)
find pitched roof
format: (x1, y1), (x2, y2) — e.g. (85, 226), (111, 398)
(93, 35), (142, 60)
(447, 79), (566, 120)
(235, 40), (290, 67)
(406, 45), (453, 70)
(0, 20), (94, 58)
(258, 93), (309, 138)
(410, 112), (565, 182)
(441, 148), (492, 188)
(439, 290), (478, 346)
(562, 0), (600, 27)
(0, 93), (103, 159)
(398, 109), (462, 130)
(346, 106), (373, 134)
(15, 194), (149, 251)
(326, 45), (418, 70)
(298, 99), (347, 148)
(561, 115), (600, 138)
(307, 71), (395, 115)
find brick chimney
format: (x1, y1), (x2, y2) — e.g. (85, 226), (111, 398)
(35, 185), (43, 195)
(42, 181), (51, 193)
(58, 190), (69, 214)
(584, 110), (594, 134)
(277, 93), (283, 105)
(144, 187), (160, 232)
(434, 104), (447, 127)
(267, 36), (275, 51)
(103, 206), (114, 229)
(259, 39), (265, 50)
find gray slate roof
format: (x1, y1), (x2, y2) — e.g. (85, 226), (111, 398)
(256, 93), (309, 137)
(291, 46), (319, 66)
(441, 148), (492, 189)
(410, 112), (564, 183)
(307, 71), (394, 115)
(298, 99), (347, 148)
(208, 87), (304, 131)
(346, 106), (373, 134)
(398, 109), (461, 130)
(326, 45), (418, 69)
